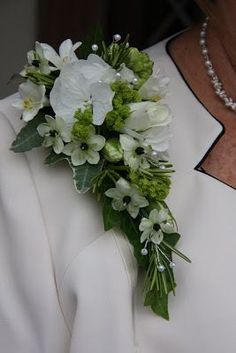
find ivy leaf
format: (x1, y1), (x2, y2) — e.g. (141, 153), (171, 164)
(102, 196), (121, 231)
(120, 212), (148, 267)
(10, 113), (46, 152)
(69, 160), (103, 194)
(164, 232), (180, 247)
(44, 150), (69, 166)
(144, 289), (169, 321)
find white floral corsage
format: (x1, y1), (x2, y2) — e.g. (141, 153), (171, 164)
(10, 33), (191, 320)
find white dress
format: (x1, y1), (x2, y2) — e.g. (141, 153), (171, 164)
(0, 37), (236, 353)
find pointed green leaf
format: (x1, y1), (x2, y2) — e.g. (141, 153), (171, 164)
(120, 212), (148, 267)
(10, 113), (46, 152)
(102, 196), (121, 231)
(44, 150), (69, 165)
(70, 160), (103, 194)
(144, 289), (169, 320)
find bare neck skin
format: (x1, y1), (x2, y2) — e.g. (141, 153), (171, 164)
(169, 23), (236, 189)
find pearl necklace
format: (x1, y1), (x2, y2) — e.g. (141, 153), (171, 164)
(200, 18), (236, 112)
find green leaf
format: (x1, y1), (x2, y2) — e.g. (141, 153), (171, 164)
(102, 196), (121, 231)
(44, 150), (69, 165)
(164, 232), (180, 247)
(10, 113), (46, 153)
(120, 212), (148, 267)
(144, 289), (169, 320)
(70, 160), (103, 193)
(79, 25), (104, 59)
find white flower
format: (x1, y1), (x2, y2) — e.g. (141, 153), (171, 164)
(122, 101), (172, 152)
(40, 39), (82, 70)
(63, 126), (105, 166)
(120, 134), (151, 170)
(74, 54), (116, 84)
(50, 61), (115, 124)
(12, 80), (47, 122)
(25, 41), (51, 74)
(139, 74), (169, 101)
(37, 115), (72, 154)
(105, 178), (149, 218)
(139, 209), (175, 245)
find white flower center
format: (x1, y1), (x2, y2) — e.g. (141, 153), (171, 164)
(23, 97), (34, 111)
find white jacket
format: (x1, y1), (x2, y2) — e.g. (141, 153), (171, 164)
(0, 37), (236, 353)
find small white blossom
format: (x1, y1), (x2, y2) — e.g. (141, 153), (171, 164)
(139, 209), (175, 245)
(105, 178), (149, 218)
(40, 39), (82, 70)
(63, 126), (105, 166)
(37, 115), (72, 154)
(120, 134), (151, 170)
(12, 80), (47, 122)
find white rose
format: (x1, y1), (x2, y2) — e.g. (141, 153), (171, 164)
(124, 101), (172, 132)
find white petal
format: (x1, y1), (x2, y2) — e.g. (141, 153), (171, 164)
(116, 178), (131, 195)
(86, 150), (100, 164)
(140, 229), (151, 243)
(127, 204), (139, 218)
(120, 134), (137, 151)
(91, 82), (115, 125)
(40, 42), (61, 68)
(22, 108), (39, 122)
(105, 188), (122, 199)
(37, 123), (51, 136)
(139, 218), (153, 232)
(151, 230), (164, 244)
(112, 199), (126, 212)
(88, 135), (106, 151)
(71, 149), (86, 166)
(53, 137), (64, 154)
(63, 142), (75, 156)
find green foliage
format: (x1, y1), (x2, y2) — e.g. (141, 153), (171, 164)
(144, 289), (169, 321)
(102, 196), (121, 231)
(130, 171), (171, 201)
(69, 160), (103, 193)
(101, 35), (130, 69)
(124, 48), (154, 87)
(105, 81), (141, 132)
(44, 150), (69, 165)
(72, 107), (93, 139)
(120, 212), (148, 268)
(10, 113), (46, 152)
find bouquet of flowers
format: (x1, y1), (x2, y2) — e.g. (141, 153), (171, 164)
(10, 32), (191, 320)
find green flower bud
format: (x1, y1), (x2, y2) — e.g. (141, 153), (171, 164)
(103, 138), (123, 162)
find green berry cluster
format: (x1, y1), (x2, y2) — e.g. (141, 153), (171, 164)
(72, 107), (93, 139)
(124, 48), (153, 87)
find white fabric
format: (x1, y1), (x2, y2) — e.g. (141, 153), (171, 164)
(0, 37), (236, 352)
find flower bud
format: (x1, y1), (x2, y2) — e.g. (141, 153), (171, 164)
(103, 138), (123, 162)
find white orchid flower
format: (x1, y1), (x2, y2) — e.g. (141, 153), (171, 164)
(12, 80), (47, 122)
(120, 134), (151, 170)
(37, 115), (72, 154)
(40, 39), (81, 70)
(105, 178), (149, 218)
(63, 126), (105, 166)
(139, 74), (169, 101)
(139, 208), (175, 245)
(50, 61), (115, 125)
(75, 54), (116, 84)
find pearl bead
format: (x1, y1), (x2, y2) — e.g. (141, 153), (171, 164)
(132, 77), (138, 85)
(115, 72), (121, 79)
(200, 39), (206, 46)
(200, 31), (205, 38)
(205, 60), (212, 68)
(91, 44), (98, 52)
(169, 262), (176, 268)
(207, 69), (215, 76)
(113, 34), (121, 42)
(202, 48), (208, 55)
(157, 264), (165, 272)
(141, 248), (148, 256)
(159, 165), (166, 170)
(125, 42), (130, 48)
(151, 150), (159, 158)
